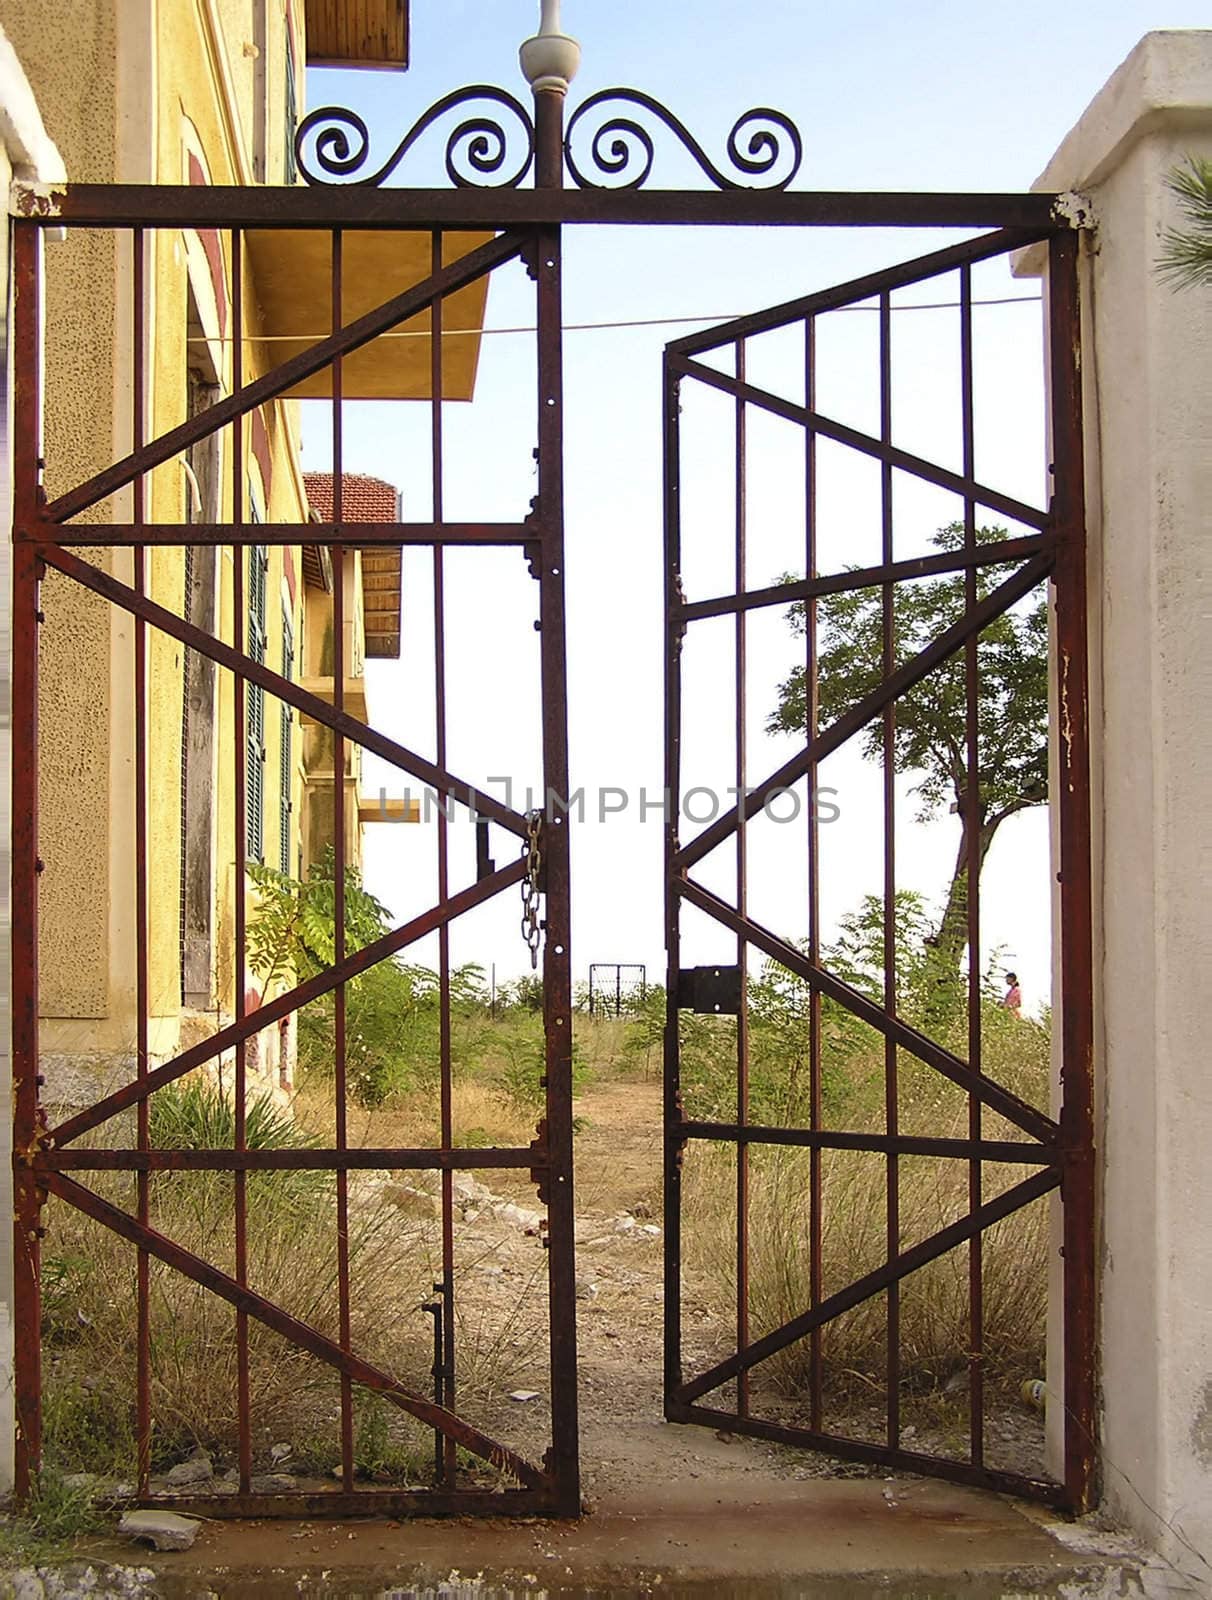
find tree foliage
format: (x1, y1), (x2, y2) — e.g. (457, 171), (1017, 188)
(770, 523), (1049, 976)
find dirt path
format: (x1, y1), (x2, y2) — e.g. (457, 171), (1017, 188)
(450, 1074), (870, 1503)
(447, 1072), (1043, 1498)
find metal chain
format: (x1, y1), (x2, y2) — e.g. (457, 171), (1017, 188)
(520, 809), (543, 970)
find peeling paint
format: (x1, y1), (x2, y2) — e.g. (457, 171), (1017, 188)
(1060, 648), (1075, 774)
(1053, 190), (1097, 231)
(10, 179), (66, 217)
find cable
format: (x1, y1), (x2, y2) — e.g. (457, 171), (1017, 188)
(187, 294), (1043, 345)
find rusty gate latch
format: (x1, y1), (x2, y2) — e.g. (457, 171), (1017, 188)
(676, 965), (742, 1016)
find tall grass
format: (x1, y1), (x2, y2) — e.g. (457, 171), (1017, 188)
(682, 1005), (1054, 1407)
(41, 1081), (436, 1479)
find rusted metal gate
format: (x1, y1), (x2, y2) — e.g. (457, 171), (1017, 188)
(9, 77), (1092, 1519)
(10, 106), (578, 1517)
(661, 228), (1093, 1509)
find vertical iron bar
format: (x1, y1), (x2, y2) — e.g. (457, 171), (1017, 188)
(132, 226), (152, 1497)
(879, 291), (900, 1450)
(1048, 231), (1096, 1514)
(805, 315), (823, 1433)
(734, 339), (750, 1418)
(230, 226), (252, 1496)
(431, 227), (457, 1488)
(331, 227), (355, 1492)
(534, 86), (580, 1513)
(960, 263), (985, 1467)
(662, 354), (684, 1414)
(11, 221), (43, 1502)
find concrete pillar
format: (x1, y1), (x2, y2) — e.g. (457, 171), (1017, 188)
(1018, 30), (1212, 1583)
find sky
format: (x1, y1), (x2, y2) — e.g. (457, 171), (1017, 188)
(299, 1), (1205, 1007)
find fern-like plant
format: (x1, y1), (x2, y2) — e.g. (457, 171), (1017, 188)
(246, 845), (394, 999)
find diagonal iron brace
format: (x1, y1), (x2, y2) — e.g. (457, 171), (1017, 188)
(51, 859), (526, 1147)
(44, 229), (528, 524)
(677, 1165), (1060, 1405)
(42, 1170), (546, 1490)
(679, 876), (1059, 1145)
(38, 542), (528, 840)
(674, 552), (1053, 872)
(670, 355), (1049, 533)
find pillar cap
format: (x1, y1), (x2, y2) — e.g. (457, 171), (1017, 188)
(520, 0), (581, 96)
(1034, 30), (1212, 195)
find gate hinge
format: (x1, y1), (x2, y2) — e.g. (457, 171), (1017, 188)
(529, 1116), (550, 1206)
(677, 965), (742, 1016)
(524, 497), (543, 578)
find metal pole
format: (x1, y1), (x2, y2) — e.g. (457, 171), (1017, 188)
(11, 221), (43, 1501)
(531, 58), (581, 1514)
(1048, 230), (1096, 1515)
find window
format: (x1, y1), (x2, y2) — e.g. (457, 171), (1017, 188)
(279, 609), (294, 875)
(246, 529), (268, 864)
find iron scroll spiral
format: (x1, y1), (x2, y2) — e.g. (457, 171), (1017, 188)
(295, 86), (536, 188)
(564, 88), (803, 191)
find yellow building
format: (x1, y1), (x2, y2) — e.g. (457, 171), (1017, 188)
(2, 0), (431, 1105)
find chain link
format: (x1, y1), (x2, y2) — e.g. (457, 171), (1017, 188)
(520, 808), (543, 970)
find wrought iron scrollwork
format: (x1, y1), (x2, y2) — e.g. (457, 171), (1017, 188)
(295, 83), (802, 193)
(563, 88), (803, 191)
(295, 86), (536, 188)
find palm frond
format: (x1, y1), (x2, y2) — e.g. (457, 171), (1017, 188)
(1159, 155), (1212, 290)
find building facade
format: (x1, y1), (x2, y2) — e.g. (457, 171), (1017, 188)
(1, 0), (417, 1105)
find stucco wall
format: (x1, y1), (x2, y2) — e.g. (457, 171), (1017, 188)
(1020, 30), (1212, 1583)
(4, 0), (313, 1078)
(4, 0), (120, 1026)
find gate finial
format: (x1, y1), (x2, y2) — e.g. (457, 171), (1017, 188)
(520, 0), (580, 96)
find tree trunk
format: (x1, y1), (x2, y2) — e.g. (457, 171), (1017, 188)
(927, 816), (998, 1004)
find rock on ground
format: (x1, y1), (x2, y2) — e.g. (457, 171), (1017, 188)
(117, 1509), (200, 1552)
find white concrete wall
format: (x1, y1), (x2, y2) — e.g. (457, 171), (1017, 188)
(1020, 30), (1212, 1586)
(0, 22), (65, 1498)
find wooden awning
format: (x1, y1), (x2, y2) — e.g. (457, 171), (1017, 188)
(244, 230), (491, 400)
(305, 0), (408, 69)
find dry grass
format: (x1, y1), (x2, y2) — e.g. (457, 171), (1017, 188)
(683, 1019), (1053, 1407)
(41, 1164), (437, 1478)
(38, 1009), (1051, 1480)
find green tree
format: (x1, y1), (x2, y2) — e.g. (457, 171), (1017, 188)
(1159, 155), (1212, 289)
(770, 523), (1048, 984)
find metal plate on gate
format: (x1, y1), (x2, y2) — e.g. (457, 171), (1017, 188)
(677, 965), (743, 1015)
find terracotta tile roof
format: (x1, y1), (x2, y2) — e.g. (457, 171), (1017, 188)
(304, 472), (398, 523)
(303, 473), (402, 660)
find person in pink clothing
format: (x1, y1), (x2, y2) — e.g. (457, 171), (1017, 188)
(1002, 971), (1022, 1018)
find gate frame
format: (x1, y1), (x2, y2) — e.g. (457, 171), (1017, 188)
(9, 77), (1092, 1517)
(659, 226), (1093, 1513)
